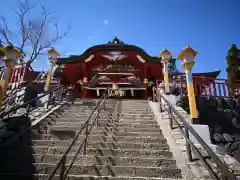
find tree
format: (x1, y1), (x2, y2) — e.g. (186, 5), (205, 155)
(0, 0), (71, 69)
(226, 44), (240, 96)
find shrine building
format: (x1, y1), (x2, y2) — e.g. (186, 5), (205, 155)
(55, 37), (220, 98)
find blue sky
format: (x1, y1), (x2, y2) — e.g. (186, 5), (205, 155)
(2, 0), (240, 78)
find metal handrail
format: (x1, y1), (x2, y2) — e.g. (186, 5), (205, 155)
(1, 82), (34, 112)
(47, 88), (108, 180)
(0, 85), (69, 149)
(0, 85), (66, 118)
(152, 87), (237, 180)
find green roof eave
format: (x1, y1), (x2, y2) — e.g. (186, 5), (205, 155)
(169, 70), (221, 78)
(57, 44), (163, 65)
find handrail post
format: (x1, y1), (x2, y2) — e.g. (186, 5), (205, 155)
(83, 121), (89, 155)
(60, 87), (64, 102)
(159, 95), (163, 112)
(96, 104), (100, 127)
(184, 126), (193, 161)
(152, 88), (156, 102)
(168, 107), (173, 130)
(59, 156), (66, 180)
(103, 99), (106, 110)
(46, 91), (52, 109)
(26, 103), (31, 116)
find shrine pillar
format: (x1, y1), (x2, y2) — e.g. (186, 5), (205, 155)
(112, 83), (118, 90)
(143, 78), (148, 89)
(83, 77), (88, 85)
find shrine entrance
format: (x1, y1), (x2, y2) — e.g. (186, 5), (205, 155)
(82, 63), (148, 99)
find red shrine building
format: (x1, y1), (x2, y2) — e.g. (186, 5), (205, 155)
(56, 37), (220, 98)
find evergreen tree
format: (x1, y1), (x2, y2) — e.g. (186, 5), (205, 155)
(226, 44), (240, 96)
(168, 58), (178, 72)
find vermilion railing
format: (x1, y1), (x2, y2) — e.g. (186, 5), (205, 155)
(193, 77), (228, 97)
(0, 63), (30, 89)
(156, 76), (240, 98)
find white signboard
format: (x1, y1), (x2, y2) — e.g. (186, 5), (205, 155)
(102, 51), (127, 61)
(108, 89), (125, 97)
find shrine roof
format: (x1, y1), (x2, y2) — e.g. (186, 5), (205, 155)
(169, 70), (221, 78)
(57, 36), (162, 64)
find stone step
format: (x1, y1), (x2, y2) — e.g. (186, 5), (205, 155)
(31, 141), (169, 150)
(118, 114), (153, 117)
(31, 147), (173, 158)
(0, 163), (182, 178)
(100, 120), (158, 125)
(118, 116), (155, 119)
(60, 112), (98, 116)
(119, 107), (152, 110)
(118, 108), (152, 112)
(2, 154), (176, 167)
(119, 103), (150, 106)
(87, 114), (155, 119)
(64, 105), (97, 108)
(121, 100), (148, 101)
(117, 118), (156, 122)
(0, 174), (181, 180)
(60, 111), (153, 116)
(55, 122), (160, 129)
(50, 126), (162, 133)
(38, 155), (176, 167)
(51, 124), (161, 132)
(102, 119), (158, 125)
(56, 117), (157, 123)
(119, 111), (153, 114)
(50, 129), (163, 137)
(55, 111), (111, 119)
(59, 112), (100, 117)
(119, 114), (154, 117)
(119, 109), (152, 111)
(55, 111), (155, 119)
(62, 108), (97, 112)
(61, 107), (103, 111)
(120, 101), (149, 103)
(50, 122), (160, 130)
(32, 134), (166, 143)
(120, 102), (149, 104)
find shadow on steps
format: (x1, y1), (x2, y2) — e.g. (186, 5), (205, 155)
(0, 116), (36, 180)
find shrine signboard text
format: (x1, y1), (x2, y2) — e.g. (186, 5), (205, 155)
(108, 89), (125, 97)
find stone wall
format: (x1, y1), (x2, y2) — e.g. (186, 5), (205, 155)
(177, 95), (240, 162)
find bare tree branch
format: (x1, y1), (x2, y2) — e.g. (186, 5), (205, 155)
(13, 0), (35, 50)
(0, 0), (71, 68)
(0, 16), (12, 44)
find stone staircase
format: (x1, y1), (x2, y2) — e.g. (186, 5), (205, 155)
(0, 99), (182, 179)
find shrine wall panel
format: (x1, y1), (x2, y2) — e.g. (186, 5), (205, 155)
(64, 61), (85, 83)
